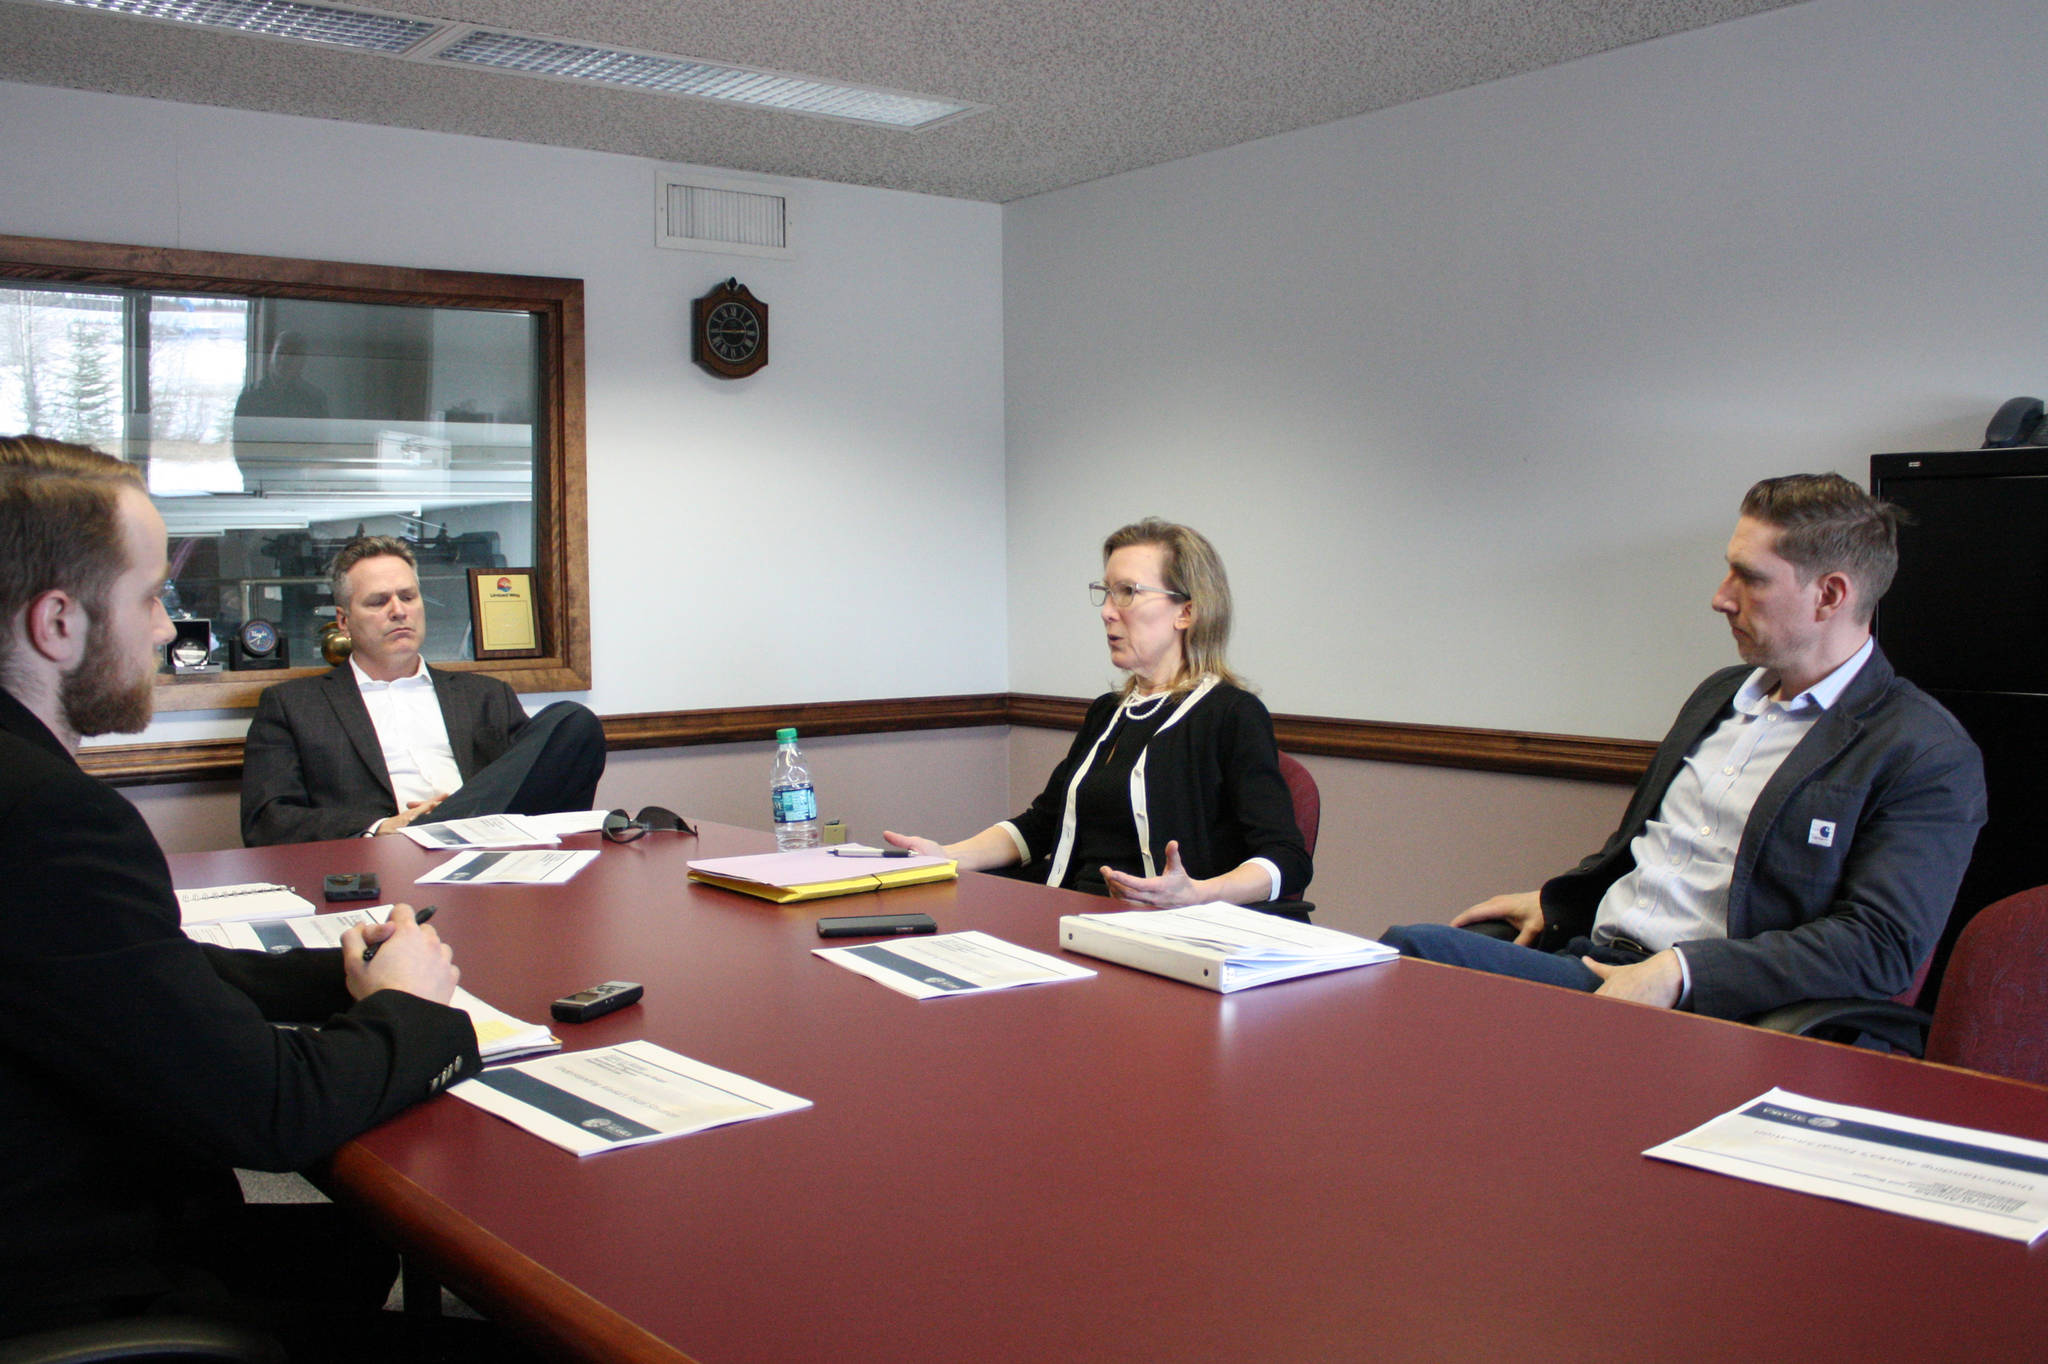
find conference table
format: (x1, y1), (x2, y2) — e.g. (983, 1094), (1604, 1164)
(170, 822), (2048, 1362)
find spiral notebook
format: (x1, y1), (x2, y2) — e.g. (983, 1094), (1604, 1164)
(175, 882), (317, 927)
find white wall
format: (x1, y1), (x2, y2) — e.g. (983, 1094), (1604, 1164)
(0, 82), (1008, 749)
(1003, 0), (2048, 739)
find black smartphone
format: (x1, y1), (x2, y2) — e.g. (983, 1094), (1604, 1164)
(323, 872), (380, 902)
(816, 912), (938, 938)
(550, 981), (644, 1023)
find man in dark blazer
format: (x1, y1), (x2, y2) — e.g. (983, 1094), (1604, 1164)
(1382, 474), (1986, 1021)
(0, 437), (479, 1347)
(241, 536), (604, 846)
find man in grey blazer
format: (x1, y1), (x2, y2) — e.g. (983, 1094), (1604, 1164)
(241, 536), (604, 846)
(1382, 474), (1986, 1021)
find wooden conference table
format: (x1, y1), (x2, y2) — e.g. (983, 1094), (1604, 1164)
(170, 822), (2048, 1362)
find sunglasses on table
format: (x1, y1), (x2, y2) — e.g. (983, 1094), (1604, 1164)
(602, 806), (696, 843)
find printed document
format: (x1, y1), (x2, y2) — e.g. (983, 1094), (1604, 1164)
(415, 849), (598, 885)
(451, 1040), (810, 1156)
(523, 809), (611, 836)
(815, 930), (1096, 1000)
(401, 813), (561, 850)
(185, 904), (391, 951)
(1646, 1087), (2048, 1243)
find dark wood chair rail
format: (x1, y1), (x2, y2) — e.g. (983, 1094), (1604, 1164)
(81, 692), (1656, 788)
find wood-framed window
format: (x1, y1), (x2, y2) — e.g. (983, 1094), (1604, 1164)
(0, 233), (589, 710)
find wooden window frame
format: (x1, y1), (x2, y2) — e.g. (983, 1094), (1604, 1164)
(0, 232), (589, 710)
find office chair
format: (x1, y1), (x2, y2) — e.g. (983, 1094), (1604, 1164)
(0, 1317), (284, 1364)
(1247, 752), (1320, 921)
(1753, 884), (2048, 1084)
(1276, 752), (1320, 857)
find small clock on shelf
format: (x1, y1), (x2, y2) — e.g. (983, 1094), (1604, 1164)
(692, 277), (769, 380)
(229, 617), (288, 670)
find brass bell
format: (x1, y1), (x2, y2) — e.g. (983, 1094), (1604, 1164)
(319, 619), (353, 667)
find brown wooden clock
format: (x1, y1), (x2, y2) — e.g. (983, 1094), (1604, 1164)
(691, 277), (769, 379)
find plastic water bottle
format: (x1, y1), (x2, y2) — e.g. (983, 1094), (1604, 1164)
(770, 727), (820, 850)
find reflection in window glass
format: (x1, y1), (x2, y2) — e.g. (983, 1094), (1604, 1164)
(3, 284), (539, 673)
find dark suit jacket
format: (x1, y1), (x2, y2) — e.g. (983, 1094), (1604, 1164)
(1537, 645), (1987, 1019)
(0, 689), (479, 1336)
(241, 663), (528, 846)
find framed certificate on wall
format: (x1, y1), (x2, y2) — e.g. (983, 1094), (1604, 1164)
(468, 568), (545, 661)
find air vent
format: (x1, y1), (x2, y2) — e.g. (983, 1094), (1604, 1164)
(657, 173), (792, 259)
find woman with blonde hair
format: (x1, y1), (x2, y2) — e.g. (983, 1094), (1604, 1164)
(887, 519), (1309, 909)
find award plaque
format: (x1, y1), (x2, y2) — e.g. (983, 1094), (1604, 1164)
(468, 568), (544, 660)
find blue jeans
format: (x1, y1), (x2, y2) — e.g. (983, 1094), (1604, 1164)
(1379, 923), (1649, 992)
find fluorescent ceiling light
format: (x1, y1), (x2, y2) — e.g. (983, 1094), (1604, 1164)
(431, 30), (977, 130)
(23, 0), (982, 130)
(38, 0), (436, 54)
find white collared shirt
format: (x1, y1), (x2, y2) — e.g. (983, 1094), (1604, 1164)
(351, 654), (464, 811)
(1593, 637), (1874, 959)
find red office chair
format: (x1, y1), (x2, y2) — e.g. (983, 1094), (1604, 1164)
(1923, 885), (2048, 1084)
(1755, 884), (2048, 1083)
(1248, 753), (1319, 920)
(1276, 752), (1320, 857)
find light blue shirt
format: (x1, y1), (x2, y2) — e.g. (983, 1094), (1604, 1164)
(1592, 638), (1875, 968)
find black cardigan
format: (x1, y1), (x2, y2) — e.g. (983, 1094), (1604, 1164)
(1003, 681), (1312, 899)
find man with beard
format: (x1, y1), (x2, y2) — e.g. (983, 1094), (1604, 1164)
(0, 436), (503, 1359)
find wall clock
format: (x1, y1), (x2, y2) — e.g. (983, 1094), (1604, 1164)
(692, 277), (769, 379)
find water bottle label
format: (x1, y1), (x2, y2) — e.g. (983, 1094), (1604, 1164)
(772, 786), (817, 823)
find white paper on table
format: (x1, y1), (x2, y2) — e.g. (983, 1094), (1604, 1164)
(415, 849), (598, 885)
(451, 1040), (810, 1156)
(451, 987), (559, 1062)
(1646, 1087), (2048, 1243)
(184, 904), (393, 951)
(815, 930), (1096, 1000)
(524, 809), (611, 836)
(401, 814), (561, 850)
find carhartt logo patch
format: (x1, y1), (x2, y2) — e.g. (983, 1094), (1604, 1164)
(1808, 819), (1836, 848)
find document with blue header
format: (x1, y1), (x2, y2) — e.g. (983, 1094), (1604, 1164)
(1646, 1087), (2048, 1243)
(815, 931), (1095, 1000)
(451, 1040), (811, 1156)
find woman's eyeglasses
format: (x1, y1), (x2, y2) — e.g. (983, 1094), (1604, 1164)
(1088, 581), (1188, 609)
(602, 806), (696, 843)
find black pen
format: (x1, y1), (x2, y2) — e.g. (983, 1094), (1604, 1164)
(828, 848), (913, 858)
(363, 904), (437, 963)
